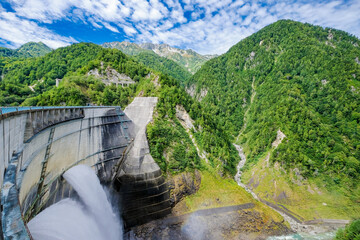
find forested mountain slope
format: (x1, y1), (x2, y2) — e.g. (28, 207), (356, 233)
(102, 41), (146, 55)
(188, 20), (360, 220)
(0, 43), (104, 105)
(134, 52), (191, 82)
(140, 42), (215, 74)
(0, 42), (52, 58)
(102, 42), (192, 82)
(102, 41), (215, 74)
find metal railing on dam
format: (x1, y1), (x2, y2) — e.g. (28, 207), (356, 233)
(0, 105), (134, 239)
(0, 106), (120, 115)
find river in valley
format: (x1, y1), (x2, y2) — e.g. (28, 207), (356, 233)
(233, 144), (340, 240)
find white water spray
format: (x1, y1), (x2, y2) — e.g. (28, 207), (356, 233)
(28, 165), (122, 240)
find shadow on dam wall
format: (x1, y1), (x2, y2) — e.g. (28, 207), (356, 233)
(0, 99), (170, 239)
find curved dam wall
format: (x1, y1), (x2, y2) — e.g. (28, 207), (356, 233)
(1, 106), (133, 239)
(0, 98), (171, 239)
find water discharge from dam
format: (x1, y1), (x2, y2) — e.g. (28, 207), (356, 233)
(27, 165), (123, 240)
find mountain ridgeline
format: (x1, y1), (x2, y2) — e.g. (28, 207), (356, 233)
(0, 42), (52, 58)
(134, 51), (191, 82)
(102, 41), (215, 75)
(188, 20), (360, 219)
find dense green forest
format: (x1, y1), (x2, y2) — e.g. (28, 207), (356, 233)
(0, 43), (101, 105)
(0, 42), (52, 58)
(147, 73), (238, 175)
(336, 219), (360, 240)
(133, 52), (192, 82)
(102, 41), (147, 56)
(0, 42), (238, 175)
(188, 20), (360, 190)
(0, 43), (150, 105)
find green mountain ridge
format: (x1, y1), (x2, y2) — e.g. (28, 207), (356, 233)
(0, 42), (52, 58)
(133, 51), (191, 83)
(102, 41), (216, 74)
(188, 19), (360, 220)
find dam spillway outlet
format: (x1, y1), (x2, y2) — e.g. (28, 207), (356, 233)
(28, 165), (123, 240)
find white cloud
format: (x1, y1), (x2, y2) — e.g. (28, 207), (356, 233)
(130, 0), (360, 54)
(88, 18), (103, 29)
(102, 22), (120, 33)
(0, 9), (75, 48)
(6, 0), (71, 23)
(1, 0), (360, 54)
(122, 25), (137, 35)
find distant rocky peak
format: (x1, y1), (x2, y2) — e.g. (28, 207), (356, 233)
(101, 41), (217, 74)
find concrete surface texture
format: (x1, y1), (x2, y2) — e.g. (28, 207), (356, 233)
(122, 97), (160, 175)
(115, 97), (171, 228)
(0, 106), (133, 240)
(0, 114), (27, 185)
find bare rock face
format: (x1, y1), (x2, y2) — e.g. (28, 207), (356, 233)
(175, 105), (195, 130)
(250, 51), (256, 60)
(185, 84), (196, 98)
(327, 31), (334, 41)
(185, 85), (208, 101)
(199, 88), (208, 101)
(88, 65), (135, 86)
(168, 170), (201, 207)
(355, 57), (360, 65)
(272, 129), (286, 149)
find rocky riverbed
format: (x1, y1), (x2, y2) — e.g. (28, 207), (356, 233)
(125, 205), (292, 240)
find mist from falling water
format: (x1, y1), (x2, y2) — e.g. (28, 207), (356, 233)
(27, 165), (123, 240)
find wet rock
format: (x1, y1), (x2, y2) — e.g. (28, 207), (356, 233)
(168, 170), (201, 207)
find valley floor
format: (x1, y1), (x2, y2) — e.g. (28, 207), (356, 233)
(234, 143), (355, 236)
(125, 171), (293, 240)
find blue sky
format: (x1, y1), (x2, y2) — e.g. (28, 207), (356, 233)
(0, 0), (359, 55)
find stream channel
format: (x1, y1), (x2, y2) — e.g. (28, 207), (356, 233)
(233, 144), (338, 240)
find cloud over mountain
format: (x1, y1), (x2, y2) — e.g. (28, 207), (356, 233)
(0, 0), (359, 54)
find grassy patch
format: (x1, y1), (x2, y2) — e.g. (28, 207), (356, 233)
(184, 171), (253, 210)
(182, 170), (285, 224)
(242, 152), (360, 221)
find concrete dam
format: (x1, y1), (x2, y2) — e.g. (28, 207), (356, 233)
(0, 97), (170, 239)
